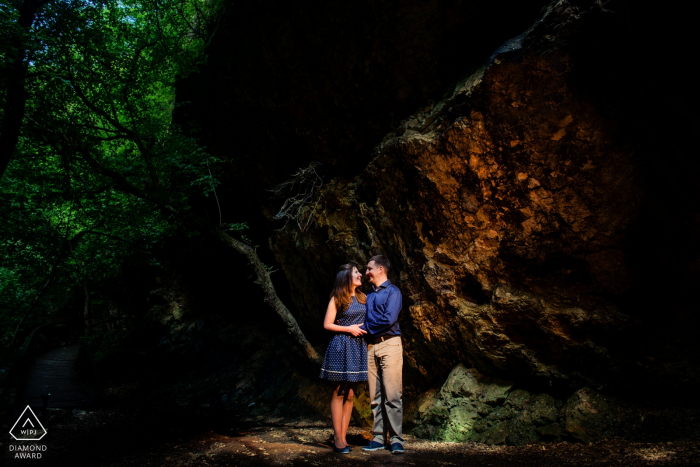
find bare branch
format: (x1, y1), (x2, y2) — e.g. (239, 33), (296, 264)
(204, 155), (222, 225)
(71, 81), (136, 139)
(269, 162), (323, 232)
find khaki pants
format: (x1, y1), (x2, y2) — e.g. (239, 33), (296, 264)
(367, 336), (404, 446)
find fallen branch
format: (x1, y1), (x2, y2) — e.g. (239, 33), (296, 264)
(76, 147), (321, 363)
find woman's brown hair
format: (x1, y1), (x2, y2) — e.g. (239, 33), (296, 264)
(330, 263), (367, 313)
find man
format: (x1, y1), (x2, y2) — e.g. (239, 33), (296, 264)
(360, 255), (404, 455)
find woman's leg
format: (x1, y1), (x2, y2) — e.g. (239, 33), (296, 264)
(330, 382), (348, 448)
(340, 382), (358, 446)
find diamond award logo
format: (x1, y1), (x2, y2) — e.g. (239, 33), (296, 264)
(9, 405), (47, 441)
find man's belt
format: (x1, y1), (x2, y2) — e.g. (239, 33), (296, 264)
(369, 335), (398, 344)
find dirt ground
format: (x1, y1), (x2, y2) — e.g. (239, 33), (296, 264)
(2, 399), (700, 466)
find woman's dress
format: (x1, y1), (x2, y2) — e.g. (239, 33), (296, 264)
(319, 295), (368, 382)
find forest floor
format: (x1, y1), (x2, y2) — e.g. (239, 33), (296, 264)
(2, 383), (700, 466)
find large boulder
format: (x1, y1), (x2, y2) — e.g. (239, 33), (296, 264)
(563, 387), (629, 444)
(176, 0), (548, 223)
(412, 364), (513, 442)
(269, 0), (700, 397)
(410, 364), (565, 445)
(410, 364), (700, 446)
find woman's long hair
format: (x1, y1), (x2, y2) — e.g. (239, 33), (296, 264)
(330, 263), (367, 313)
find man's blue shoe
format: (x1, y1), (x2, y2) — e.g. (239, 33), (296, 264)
(333, 443), (350, 454)
(390, 443), (405, 454)
(361, 441), (385, 451)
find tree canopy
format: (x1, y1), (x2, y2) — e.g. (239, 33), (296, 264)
(0, 0), (223, 347)
(0, 0), (323, 362)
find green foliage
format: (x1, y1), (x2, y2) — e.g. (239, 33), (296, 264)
(0, 0), (235, 349)
(224, 222), (248, 232)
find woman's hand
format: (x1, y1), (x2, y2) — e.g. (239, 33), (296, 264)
(324, 299), (368, 336)
(346, 324), (367, 337)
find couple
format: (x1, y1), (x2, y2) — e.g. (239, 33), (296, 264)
(319, 255), (404, 455)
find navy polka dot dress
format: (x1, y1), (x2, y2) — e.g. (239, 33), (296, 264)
(319, 296), (368, 382)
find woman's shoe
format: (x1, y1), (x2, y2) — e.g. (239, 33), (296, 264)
(333, 443), (351, 454)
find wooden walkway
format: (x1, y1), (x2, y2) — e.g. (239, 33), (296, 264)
(22, 344), (92, 408)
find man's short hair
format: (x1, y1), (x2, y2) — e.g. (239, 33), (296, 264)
(370, 255), (390, 272)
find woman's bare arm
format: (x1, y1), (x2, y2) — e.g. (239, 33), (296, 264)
(323, 298), (366, 337)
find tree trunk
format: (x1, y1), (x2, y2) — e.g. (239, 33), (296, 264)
(8, 275), (54, 348)
(83, 284), (90, 335)
(0, 0), (54, 178)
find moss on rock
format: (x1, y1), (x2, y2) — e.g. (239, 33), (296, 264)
(411, 364), (566, 445)
(409, 364), (692, 446)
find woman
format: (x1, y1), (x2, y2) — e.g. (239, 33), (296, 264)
(319, 263), (368, 454)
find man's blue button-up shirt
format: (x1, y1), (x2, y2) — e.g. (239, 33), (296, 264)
(360, 279), (402, 338)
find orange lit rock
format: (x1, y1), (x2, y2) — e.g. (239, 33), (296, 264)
(269, 0), (700, 399)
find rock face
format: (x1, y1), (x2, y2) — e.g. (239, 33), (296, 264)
(563, 387), (628, 444)
(175, 0), (549, 226)
(269, 0), (700, 398)
(411, 364), (563, 445)
(167, 0), (700, 446)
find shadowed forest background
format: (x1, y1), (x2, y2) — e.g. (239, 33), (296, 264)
(1, 0), (700, 465)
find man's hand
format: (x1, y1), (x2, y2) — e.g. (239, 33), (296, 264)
(346, 324), (367, 337)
